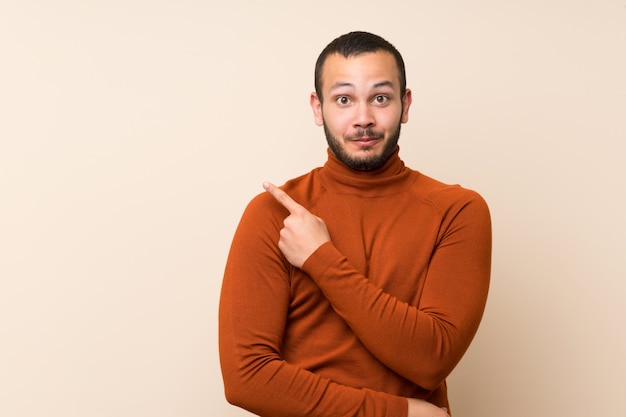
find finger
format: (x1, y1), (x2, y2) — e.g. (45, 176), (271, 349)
(262, 182), (304, 214)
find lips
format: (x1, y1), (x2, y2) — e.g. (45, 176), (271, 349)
(350, 137), (382, 147)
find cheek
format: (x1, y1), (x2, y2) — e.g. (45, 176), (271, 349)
(381, 107), (404, 127)
(322, 109), (351, 132)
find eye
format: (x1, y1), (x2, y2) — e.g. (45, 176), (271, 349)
(374, 95), (389, 105)
(335, 96), (350, 105)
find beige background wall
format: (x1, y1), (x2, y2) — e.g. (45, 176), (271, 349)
(1, 1), (624, 416)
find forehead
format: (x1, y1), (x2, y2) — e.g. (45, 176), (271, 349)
(320, 51), (401, 91)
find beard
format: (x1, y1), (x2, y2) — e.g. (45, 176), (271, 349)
(323, 121), (402, 171)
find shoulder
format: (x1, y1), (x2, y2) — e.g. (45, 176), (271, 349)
(278, 168), (326, 208)
(409, 171), (489, 216)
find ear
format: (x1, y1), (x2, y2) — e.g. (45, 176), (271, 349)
(401, 88), (412, 124)
(310, 92), (324, 126)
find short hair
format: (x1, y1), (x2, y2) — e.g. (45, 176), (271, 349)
(314, 31), (407, 103)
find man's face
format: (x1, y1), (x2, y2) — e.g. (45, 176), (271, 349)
(311, 51), (412, 171)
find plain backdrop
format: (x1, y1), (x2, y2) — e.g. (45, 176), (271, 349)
(1, 1), (625, 416)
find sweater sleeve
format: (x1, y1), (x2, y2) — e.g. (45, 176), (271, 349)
(301, 192), (492, 390)
(219, 195), (408, 417)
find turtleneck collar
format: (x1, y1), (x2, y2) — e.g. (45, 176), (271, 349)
(318, 146), (416, 196)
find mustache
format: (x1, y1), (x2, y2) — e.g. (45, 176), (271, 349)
(346, 129), (384, 140)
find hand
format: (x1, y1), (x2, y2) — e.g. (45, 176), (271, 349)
(407, 398), (450, 417)
(263, 182), (331, 268)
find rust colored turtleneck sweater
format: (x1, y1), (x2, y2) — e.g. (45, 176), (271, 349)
(219, 148), (492, 417)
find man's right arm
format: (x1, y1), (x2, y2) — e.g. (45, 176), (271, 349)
(218, 194), (408, 417)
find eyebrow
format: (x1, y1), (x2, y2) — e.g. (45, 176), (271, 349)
(373, 81), (394, 89)
(329, 80), (395, 92)
(329, 82), (354, 91)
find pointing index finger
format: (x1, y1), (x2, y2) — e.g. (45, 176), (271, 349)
(263, 182), (303, 214)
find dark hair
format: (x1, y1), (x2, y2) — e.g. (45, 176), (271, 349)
(314, 31), (407, 103)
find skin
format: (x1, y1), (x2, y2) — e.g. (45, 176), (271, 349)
(262, 51), (449, 417)
(311, 51), (412, 171)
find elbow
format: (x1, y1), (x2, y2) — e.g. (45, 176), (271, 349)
(221, 357), (259, 409)
(418, 366), (454, 391)
(219, 335), (286, 413)
(220, 353), (246, 408)
(221, 354), (275, 413)
(415, 318), (480, 390)
(222, 372), (259, 412)
(406, 351), (458, 390)
(223, 379), (245, 408)
(222, 372), (238, 404)
(412, 332), (468, 391)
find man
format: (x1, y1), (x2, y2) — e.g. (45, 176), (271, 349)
(219, 31), (491, 417)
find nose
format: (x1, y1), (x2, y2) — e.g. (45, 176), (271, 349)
(353, 103), (375, 129)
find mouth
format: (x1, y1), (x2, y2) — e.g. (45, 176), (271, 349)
(350, 136), (383, 147)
